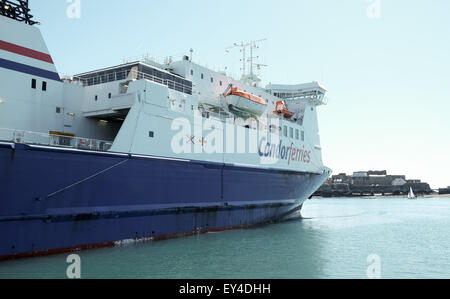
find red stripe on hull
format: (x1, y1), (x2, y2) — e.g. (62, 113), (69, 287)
(0, 40), (54, 64)
(0, 241), (115, 262)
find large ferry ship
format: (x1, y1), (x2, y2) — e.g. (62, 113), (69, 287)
(0, 0), (331, 260)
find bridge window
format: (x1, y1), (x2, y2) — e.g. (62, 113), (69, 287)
(289, 127), (294, 139)
(31, 79), (36, 89)
(74, 63), (192, 95)
(283, 126), (287, 137)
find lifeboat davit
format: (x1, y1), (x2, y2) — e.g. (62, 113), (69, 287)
(224, 87), (267, 117)
(275, 101), (294, 119)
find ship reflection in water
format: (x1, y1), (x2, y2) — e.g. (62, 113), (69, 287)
(1, 197), (449, 279)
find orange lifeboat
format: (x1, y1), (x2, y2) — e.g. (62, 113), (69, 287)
(275, 101), (294, 119)
(224, 87), (267, 116)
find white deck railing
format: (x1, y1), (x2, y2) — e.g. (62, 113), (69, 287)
(0, 128), (113, 152)
(72, 69), (193, 95)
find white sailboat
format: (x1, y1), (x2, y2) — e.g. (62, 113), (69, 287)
(408, 187), (417, 200)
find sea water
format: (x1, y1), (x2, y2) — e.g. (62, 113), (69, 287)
(0, 197), (449, 279)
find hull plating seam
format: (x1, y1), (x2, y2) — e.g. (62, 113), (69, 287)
(0, 201), (295, 223)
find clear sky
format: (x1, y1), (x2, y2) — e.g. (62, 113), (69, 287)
(30, 0), (450, 188)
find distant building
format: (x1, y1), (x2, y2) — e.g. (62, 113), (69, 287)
(353, 171), (368, 178)
(368, 170), (387, 176)
(392, 178), (407, 186)
(314, 170), (432, 197)
(439, 187), (450, 195)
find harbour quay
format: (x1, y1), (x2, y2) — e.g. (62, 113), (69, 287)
(313, 170), (433, 197)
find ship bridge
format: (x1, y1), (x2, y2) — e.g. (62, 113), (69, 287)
(266, 82), (328, 106)
(72, 61), (193, 119)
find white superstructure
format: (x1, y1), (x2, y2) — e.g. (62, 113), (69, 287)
(0, 13), (330, 175)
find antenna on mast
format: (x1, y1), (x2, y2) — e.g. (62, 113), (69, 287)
(225, 39), (268, 87)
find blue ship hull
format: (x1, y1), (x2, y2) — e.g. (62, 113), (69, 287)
(0, 142), (328, 260)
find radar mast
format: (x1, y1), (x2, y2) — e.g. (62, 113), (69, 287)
(226, 39), (268, 87)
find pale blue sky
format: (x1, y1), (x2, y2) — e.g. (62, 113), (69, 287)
(30, 0), (450, 188)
